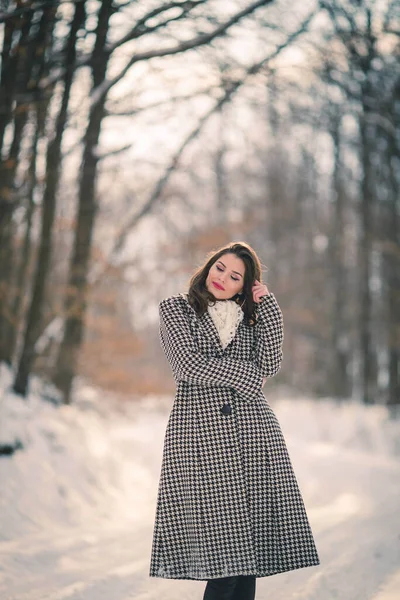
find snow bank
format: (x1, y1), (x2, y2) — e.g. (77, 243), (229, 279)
(0, 364), (399, 548)
(268, 386), (400, 460)
(0, 363), (168, 542)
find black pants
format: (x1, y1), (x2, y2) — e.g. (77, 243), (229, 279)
(203, 575), (256, 600)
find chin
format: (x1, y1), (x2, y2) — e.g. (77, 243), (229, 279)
(210, 286), (224, 295)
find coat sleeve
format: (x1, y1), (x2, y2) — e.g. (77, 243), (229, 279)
(159, 296), (264, 399)
(253, 292), (284, 377)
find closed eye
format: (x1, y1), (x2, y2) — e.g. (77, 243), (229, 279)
(216, 265), (240, 281)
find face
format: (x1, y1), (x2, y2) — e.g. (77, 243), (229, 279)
(205, 253), (245, 300)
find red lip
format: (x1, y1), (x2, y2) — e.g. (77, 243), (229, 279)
(212, 281), (225, 290)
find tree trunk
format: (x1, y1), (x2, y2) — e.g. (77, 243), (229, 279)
(53, 0), (113, 403)
(6, 110), (40, 364)
(215, 105), (229, 225)
(0, 109), (29, 364)
(13, 2), (85, 395)
(0, 1), (34, 235)
(0, 2), (56, 367)
(384, 95), (400, 405)
(358, 11), (380, 404)
(0, 1), (33, 152)
(329, 114), (351, 399)
(358, 101), (377, 404)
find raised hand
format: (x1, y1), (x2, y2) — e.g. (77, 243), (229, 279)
(252, 279), (270, 303)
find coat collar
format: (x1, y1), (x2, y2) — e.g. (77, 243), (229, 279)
(179, 292), (242, 353)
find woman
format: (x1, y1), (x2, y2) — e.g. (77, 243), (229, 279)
(149, 241), (320, 599)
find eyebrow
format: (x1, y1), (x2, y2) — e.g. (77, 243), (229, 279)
(217, 260), (244, 278)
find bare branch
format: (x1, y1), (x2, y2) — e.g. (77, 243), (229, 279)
(90, 0), (276, 107)
(96, 143), (132, 159)
(106, 9), (317, 261)
(105, 85), (221, 117)
(383, 28), (400, 36)
(107, 1), (209, 53)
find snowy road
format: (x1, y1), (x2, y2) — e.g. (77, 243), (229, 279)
(1, 385), (399, 600)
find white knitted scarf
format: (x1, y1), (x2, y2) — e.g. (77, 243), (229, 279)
(207, 299), (244, 349)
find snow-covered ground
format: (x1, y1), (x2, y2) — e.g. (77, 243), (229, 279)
(1, 363), (399, 600)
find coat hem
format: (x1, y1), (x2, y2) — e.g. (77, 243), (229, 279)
(149, 559), (320, 581)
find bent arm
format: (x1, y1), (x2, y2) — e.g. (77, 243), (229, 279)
(253, 293), (284, 377)
(159, 296), (263, 399)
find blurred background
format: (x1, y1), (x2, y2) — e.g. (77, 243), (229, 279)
(0, 0), (399, 599)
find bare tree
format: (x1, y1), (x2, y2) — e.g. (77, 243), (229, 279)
(320, 0), (399, 403)
(13, 0), (87, 395)
(53, 0), (310, 403)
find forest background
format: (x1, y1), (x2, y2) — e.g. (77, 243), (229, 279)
(0, 0), (398, 407)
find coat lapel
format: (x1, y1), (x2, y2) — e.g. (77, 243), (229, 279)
(179, 292), (241, 353)
(199, 310), (224, 353)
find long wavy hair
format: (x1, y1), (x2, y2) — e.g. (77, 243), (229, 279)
(187, 241), (265, 326)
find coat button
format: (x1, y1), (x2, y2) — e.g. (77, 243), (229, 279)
(221, 403), (232, 415)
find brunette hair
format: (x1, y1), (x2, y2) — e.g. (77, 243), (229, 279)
(187, 241), (265, 326)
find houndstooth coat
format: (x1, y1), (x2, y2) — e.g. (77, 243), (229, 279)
(149, 291), (320, 581)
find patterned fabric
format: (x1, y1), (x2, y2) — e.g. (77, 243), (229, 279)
(149, 292), (320, 581)
(207, 299), (244, 350)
